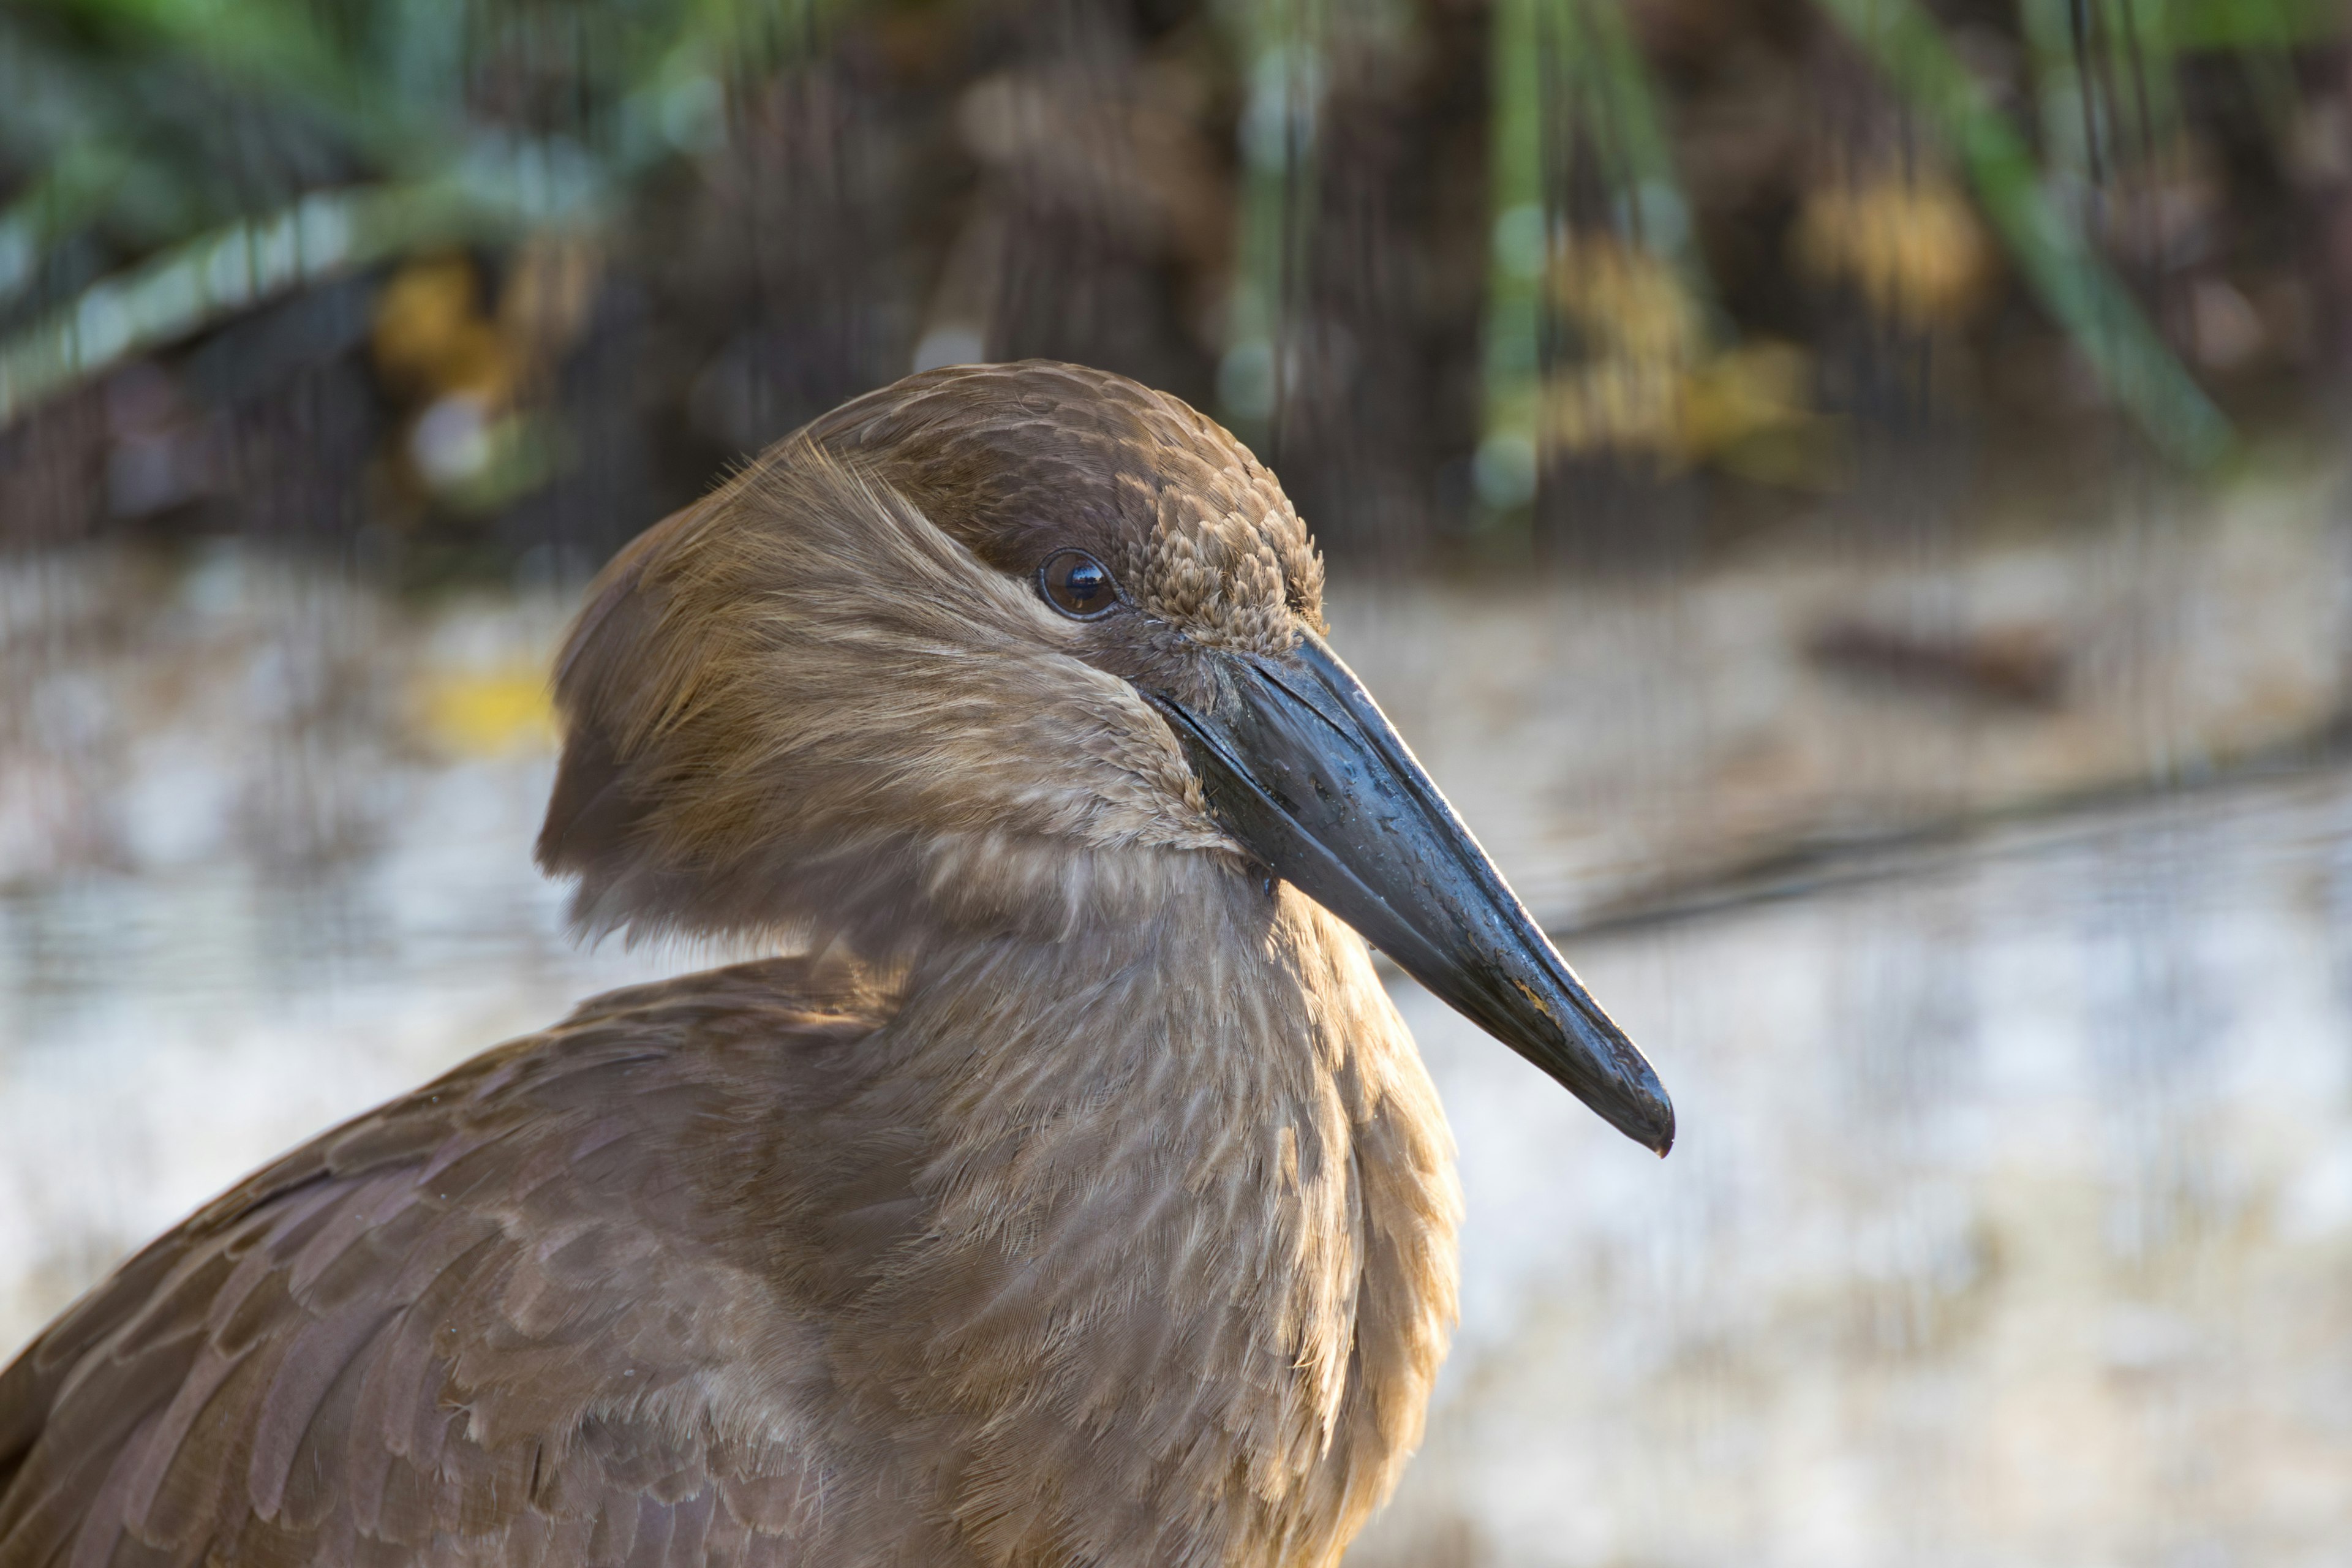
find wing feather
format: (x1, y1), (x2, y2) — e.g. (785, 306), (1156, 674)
(0, 958), (898, 1567)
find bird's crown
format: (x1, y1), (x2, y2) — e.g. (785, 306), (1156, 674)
(810, 360), (1327, 654)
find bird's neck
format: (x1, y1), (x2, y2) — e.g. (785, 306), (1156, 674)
(873, 859), (1461, 1568)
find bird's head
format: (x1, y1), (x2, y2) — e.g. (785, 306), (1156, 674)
(537, 360), (1672, 1153)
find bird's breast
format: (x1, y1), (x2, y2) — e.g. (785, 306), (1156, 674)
(837, 879), (1462, 1568)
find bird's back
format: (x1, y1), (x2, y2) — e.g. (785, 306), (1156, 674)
(0, 957), (926, 1567)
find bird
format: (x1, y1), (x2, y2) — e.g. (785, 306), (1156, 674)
(0, 360), (1672, 1567)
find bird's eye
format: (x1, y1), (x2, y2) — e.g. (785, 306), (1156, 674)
(1039, 550), (1118, 619)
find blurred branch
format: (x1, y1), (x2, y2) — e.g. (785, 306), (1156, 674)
(0, 190), (390, 424)
(1817, 0), (2233, 469)
(1217, 0), (1325, 453)
(0, 148), (608, 423)
(2020, 0), (2217, 187)
(1556, 701), (2352, 942)
(1550, 0), (1711, 309)
(1479, 0), (1727, 519)
(1477, 0), (1544, 518)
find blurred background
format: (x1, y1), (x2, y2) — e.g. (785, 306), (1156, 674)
(4, 0), (2352, 1561)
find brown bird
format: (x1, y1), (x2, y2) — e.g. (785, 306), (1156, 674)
(0, 361), (1671, 1567)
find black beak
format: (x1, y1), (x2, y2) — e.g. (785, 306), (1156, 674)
(1146, 628), (1674, 1155)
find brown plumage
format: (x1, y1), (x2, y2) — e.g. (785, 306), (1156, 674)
(0, 361), (1670, 1567)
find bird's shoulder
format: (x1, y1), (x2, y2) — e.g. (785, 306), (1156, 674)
(0, 955), (921, 1567)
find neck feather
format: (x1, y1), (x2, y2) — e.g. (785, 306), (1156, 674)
(861, 851), (1461, 1568)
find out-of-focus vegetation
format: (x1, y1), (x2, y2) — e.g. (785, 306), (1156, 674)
(0, 0), (2344, 576)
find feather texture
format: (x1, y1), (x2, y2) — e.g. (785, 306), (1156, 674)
(0, 899), (1457, 1567)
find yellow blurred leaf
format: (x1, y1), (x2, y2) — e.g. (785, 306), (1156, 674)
(1793, 176), (1994, 326)
(372, 254), (519, 404)
(412, 666), (556, 757)
(1541, 336), (1842, 486)
(1683, 341), (1845, 488)
(1544, 360), (1684, 459)
(1548, 238), (1702, 364)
